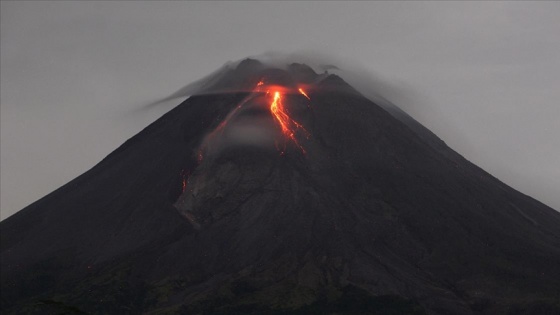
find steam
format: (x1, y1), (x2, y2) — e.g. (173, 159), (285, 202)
(141, 51), (454, 165)
(200, 108), (278, 161)
(143, 51), (429, 119)
(141, 60), (241, 109)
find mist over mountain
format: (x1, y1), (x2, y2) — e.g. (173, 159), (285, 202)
(1, 59), (559, 315)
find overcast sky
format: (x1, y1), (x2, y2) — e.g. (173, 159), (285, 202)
(1, 1), (559, 220)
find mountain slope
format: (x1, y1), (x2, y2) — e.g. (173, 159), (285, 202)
(2, 60), (559, 315)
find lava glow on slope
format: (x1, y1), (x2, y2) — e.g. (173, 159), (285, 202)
(197, 79), (312, 163)
(268, 90), (308, 154)
(254, 81), (311, 154)
(175, 80), (312, 208)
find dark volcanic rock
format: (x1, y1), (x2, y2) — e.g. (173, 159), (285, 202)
(2, 60), (560, 315)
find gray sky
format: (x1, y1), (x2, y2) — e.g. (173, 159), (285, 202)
(1, 1), (559, 220)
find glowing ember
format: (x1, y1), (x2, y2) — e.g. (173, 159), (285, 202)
(298, 88), (310, 100)
(181, 170), (189, 192)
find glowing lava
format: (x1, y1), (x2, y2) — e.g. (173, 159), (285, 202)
(298, 88), (310, 100)
(267, 89), (309, 154)
(199, 80), (312, 157)
(177, 80), (312, 204)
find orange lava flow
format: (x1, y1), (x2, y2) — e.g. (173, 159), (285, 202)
(268, 90), (308, 154)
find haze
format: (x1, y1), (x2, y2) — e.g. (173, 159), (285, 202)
(1, 1), (559, 220)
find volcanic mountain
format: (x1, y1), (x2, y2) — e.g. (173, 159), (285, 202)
(1, 59), (559, 315)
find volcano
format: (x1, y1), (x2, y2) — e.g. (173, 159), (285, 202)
(1, 59), (559, 315)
